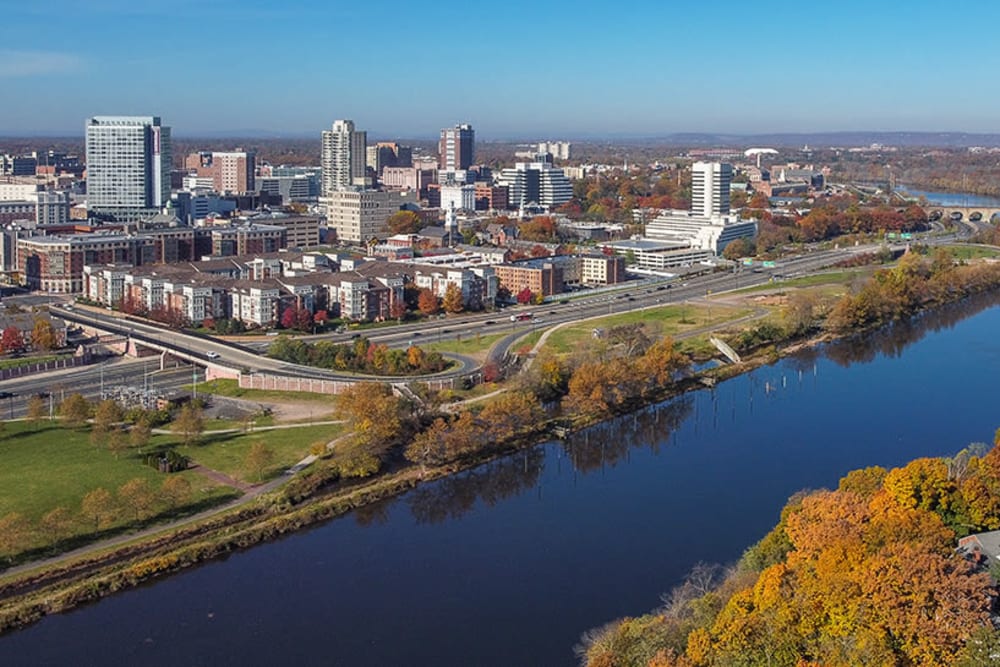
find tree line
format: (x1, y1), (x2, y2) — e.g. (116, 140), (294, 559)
(267, 335), (449, 376)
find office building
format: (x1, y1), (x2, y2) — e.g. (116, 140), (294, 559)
(324, 189), (417, 244)
(85, 116), (171, 221)
(691, 161), (732, 218)
(497, 161), (573, 210)
(184, 151), (256, 193)
(321, 119), (367, 194)
(439, 124), (475, 171)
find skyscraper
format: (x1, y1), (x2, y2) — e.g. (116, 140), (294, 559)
(691, 161), (732, 218)
(439, 123), (475, 171)
(321, 119), (367, 195)
(85, 116), (171, 221)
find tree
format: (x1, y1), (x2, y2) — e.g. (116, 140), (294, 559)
(81, 487), (115, 530)
(0, 326), (23, 353)
(417, 288), (440, 316)
(245, 442), (275, 482)
(386, 210), (423, 235)
(160, 476), (192, 509)
(58, 393), (91, 428)
(118, 478), (156, 521)
(0, 512), (32, 559)
(442, 283), (465, 314)
(93, 399), (124, 432)
(389, 298), (407, 321)
(337, 382), (406, 456)
(129, 419), (152, 453)
(295, 307), (313, 332)
(516, 287), (534, 304)
(26, 394), (47, 424)
(107, 428), (127, 459)
(171, 403), (204, 446)
(280, 306), (297, 330)
(40, 506), (74, 541)
(313, 309), (329, 330)
(31, 317), (58, 351)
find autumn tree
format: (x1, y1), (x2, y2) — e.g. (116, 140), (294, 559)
(93, 399), (124, 432)
(337, 382), (406, 457)
(30, 317), (58, 351)
(516, 287), (534, 304)
(0, 512), (32, 559)
(417, 288), (440, 316)
(81, 487), (115, 530)
(245, 442), (275, 482)
(171, 403), (204, 446)
(40, 506), (74, 541)
(386, 210), (423, 235)
(478, 390), (543, 441)
(26, 394), (47, 424)
(0, 326), (23, 353)
(58, 393), (91, 428)
(160, 475), (192, 509)
(129, 419), (152, 453)
(441, 283), (464, 314)
(118, 478), (156, 521)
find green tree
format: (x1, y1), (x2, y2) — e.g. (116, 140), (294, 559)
(118, 478), (155, 521)
(81, 487), (115, 530)
(245, 442), (276, 482)
(58, 393), (91, 428)
(172, 403), (204, 446)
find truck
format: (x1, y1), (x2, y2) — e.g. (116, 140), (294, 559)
(510, 312), (533, 322)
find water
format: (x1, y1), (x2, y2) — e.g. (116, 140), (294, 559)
(4, 295), (1000, 667)
(897, 186), (1000, 208)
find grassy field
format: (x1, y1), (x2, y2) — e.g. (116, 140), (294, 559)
(423, 331), (508, 357)
(943, 245), (1000, 260)
(168, 423), (345, 483)
(733, 270), (868, 293)
(0, 421), (237, 533)
(538, 303), (747, 356)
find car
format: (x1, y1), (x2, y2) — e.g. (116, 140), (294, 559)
(350, 332), (361, 339)
(655, 286), (666, 291)
(483, 320), (496, 326)
(206, 351), (220, 359)
(413, 331), (423, 336)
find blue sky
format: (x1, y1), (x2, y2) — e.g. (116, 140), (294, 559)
(3, 0), (999, 139)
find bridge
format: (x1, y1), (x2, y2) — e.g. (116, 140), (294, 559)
(925, 205), (1000, 223)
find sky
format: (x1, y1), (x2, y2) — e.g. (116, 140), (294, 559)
(3, 0), (1000, 139)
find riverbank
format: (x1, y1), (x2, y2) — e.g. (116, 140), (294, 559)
(1, 258), (998, 636)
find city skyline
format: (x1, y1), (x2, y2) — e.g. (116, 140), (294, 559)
(3, 1), (1000, 137)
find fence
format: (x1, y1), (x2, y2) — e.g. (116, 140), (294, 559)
(0, 354), (93, 381)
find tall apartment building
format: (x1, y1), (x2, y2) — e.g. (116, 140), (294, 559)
(497, 161), (573, 209)
(439, 124), (475, 171)
(184, 151), (256, 193)
(324, 190), (417, 245)
(537, 141), (572, 161)
(85, 116), (171, 222)
(321, 120), (367, 195)
(691, 161), (732, 218)
(366, 142), (413, 176)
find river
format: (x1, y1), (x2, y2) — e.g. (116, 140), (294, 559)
(897, 186), (1000, 208)
(5, 294), (1000, 666)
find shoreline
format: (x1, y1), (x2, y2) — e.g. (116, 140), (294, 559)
(1, 287), (998, 636)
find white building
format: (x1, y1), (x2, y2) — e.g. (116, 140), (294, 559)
(497, 161), (573, 210)
(691, 161), (732, 218)
(538, 141), (572, 160)
(324, 189), (417, 245)
(321, 119), (367, 195)
(85, 116), (171, 221)
(440, 183), (476, 211)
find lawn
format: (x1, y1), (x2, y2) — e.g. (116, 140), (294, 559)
(538, 303), (747, 356)
(168, 423), (346, 484)
(943, 245), (1000, 260)
(424, 331), (508, 357)
(733, 270), (868, 293)
(0, 354), (70, 371)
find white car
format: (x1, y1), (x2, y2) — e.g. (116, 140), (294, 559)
(206, 351), (220, 359)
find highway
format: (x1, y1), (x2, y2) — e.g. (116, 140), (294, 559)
(36, 236), (945, 390)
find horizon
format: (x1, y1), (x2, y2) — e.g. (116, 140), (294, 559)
(3, 1), (1000, 137)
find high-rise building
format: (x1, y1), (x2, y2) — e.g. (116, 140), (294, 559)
(184, 151), (256, 193)
(497, 161), (573, 210)
(85, 116), (171, 221)
(321, 120), (367, 195)
(439, 123), (475, 171)
(324, 189), (417, 244)
(691, 161), (732, 218)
